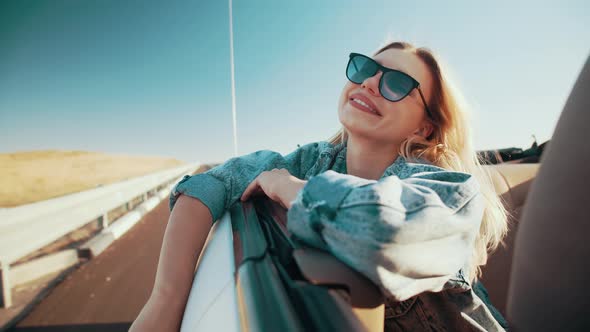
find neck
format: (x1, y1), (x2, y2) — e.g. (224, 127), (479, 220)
(345, 135), (400, 180)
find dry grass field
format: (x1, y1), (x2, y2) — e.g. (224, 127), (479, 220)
(0, 150), (185, 207)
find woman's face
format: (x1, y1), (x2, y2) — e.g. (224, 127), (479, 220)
(337, 48), (434, 146)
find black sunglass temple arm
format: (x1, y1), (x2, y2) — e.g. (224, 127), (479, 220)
(416, 87), (433, 120)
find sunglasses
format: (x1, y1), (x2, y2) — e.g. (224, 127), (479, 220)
(346, 53), (433, 119)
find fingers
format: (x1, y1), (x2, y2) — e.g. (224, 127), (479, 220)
(241, 176), (264, 201)
(241, 179), (257, 201)
(240, 170), (288, 203)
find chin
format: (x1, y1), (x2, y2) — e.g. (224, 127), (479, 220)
(337, 108), (355, 130)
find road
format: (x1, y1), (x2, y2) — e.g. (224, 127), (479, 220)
(8, 198), (169, 332)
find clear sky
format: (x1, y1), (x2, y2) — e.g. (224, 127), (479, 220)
(1, 0), (588, 164)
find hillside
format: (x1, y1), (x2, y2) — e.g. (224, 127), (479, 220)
(0, 150), (185, 207)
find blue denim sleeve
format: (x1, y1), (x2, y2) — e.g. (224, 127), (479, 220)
(286, 169), (485, 301)
(169, 142), (323, 222)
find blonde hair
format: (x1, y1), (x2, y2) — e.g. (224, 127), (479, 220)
(328, 41), (509, 282)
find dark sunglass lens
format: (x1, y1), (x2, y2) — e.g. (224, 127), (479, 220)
(381, 71), (414, 101)
(347, 55), (377, 84)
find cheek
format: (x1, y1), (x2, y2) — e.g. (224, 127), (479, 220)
(338, 82), (355, 109)
(382, 99), (423, 123)
(378, 103), (424, 138)
(337, 99), (354, 129)
(337, 102), (349, 126)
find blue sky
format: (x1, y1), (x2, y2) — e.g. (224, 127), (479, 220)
(1, 0), (588, 164)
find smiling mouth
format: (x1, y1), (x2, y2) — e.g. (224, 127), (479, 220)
(349, 98), (381, 116)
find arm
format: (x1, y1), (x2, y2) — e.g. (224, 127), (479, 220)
(170, 142), (323, 222)
(287, 169), (484, 302)
(130, 195), (213, 332)
(131, 143), (323, 331)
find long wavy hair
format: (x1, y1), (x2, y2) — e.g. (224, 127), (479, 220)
(328, 41), (509, 282)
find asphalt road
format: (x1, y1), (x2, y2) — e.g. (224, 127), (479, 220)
(8, 190), (173, 332)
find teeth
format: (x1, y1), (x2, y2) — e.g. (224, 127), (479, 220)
(353, 98), (378, 114)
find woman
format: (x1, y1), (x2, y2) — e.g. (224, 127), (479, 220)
(130, 41), (509, 331)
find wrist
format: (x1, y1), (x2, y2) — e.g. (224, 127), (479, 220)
(136, 294), (184, 331)
(151, 285), (188, 308)
(284, 178), (307, 209)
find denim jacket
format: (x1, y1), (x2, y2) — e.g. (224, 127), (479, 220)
(170, 141), (506, 331)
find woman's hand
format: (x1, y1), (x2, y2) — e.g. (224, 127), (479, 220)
(240, 168), (307, 209)
(129, 293), (182, 332)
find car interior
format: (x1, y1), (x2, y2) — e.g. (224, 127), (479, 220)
(479, 162), (539, 317)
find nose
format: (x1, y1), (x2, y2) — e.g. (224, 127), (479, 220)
(361, 71), (382, 97)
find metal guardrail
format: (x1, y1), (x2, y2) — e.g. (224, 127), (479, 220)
(0, 162), (200, 308)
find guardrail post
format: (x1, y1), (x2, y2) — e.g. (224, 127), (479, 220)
(1, 260), (12, 308)
(126, 201), (132, 211)
(98, 213), (109, 229)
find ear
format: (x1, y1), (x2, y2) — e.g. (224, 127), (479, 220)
(414, 122), (434, 139)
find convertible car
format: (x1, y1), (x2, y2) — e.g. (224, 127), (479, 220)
(177, 56), (589, 331)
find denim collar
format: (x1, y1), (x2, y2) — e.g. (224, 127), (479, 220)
(381, 155), (408, 179)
